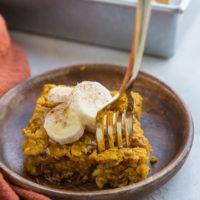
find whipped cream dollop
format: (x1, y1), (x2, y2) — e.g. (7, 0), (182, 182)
(44, 81), (112, 144)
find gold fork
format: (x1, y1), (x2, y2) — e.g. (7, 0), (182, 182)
(96, 0), (152, 152)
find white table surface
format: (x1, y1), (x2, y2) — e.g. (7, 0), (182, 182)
(10, 0), (200, 199)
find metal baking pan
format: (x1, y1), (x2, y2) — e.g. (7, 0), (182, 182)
(0, 0), (191, 58)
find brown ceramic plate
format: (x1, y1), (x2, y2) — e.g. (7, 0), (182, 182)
(0, 64), (193, 200)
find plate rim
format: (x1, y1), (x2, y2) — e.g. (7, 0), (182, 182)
(0, 64), (194, 197)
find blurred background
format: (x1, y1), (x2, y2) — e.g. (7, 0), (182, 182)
(0, 0), (196, 58)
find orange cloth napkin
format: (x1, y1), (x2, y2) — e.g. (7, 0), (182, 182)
(0, 15), (30, 95)
(0, 15), (51, 200)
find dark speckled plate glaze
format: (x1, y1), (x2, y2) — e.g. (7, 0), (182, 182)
(0, 64), (193, 200)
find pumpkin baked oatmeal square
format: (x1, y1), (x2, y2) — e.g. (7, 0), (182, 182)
(22, 84), (152, 189)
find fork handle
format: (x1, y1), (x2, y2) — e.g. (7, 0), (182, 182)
(119, 0), (142, 95)
(128, 0), (152, 85)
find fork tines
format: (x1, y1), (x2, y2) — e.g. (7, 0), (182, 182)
(96, 110), (133, 152)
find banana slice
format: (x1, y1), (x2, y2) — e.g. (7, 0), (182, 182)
(44, 81), (111, 144)
(48, 86), (73, 103)
(44, 103), (84, 144)
(69, 81), (112, 133)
